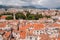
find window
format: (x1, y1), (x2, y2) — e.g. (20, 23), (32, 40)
(30, 37), (32, 40)
(37, 31), (39, 32)
(37, 30), (39, 34)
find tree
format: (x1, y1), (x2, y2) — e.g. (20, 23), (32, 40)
(2, 12), (13, 15)
(38, 14), (44, 18)
(6, 16), (13, 20)
(45, 15), (51, 18)
(0, 14), (2, 17)
(27, 14), (35, 20)
(35, 13), (39, 20)
(15, 12), (26, 19)
(26, 11), (30, 17)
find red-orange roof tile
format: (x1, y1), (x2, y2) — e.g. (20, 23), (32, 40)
(20, 31), (26, 39)
(33, 23), (45, 30)
(52, 23), (60, 28)
(1, 16), (7, 19)
(4, 31), (11, 38)
(0, 22), (7, 28)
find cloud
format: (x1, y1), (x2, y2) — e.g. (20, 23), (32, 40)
(0, 0), (60, 8)
(38, 0), (60, 8)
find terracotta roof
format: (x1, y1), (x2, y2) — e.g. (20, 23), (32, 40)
(0, 20), (60, 40)
(0, 30), (5, 34)
(57, 37), (60, 40)
(40, 34), (50, 40)
(52, 23), (60, 28)
(1, 16), (7, 19)
(33, 23), (45, 30)
(0, 30), (4, 32)
(19, 23), (45, 39)
(0, 22), (7, 28)
(20, 31), (26, 39)
(50, 38), (56, 40)
(3, 31), (11, 38)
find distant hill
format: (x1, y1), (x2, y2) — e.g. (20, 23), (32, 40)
(0, 5), (48, 9)
(0, 5), (14, 9)
(21, 5), (48, 9)
(56, 7), (60, 9)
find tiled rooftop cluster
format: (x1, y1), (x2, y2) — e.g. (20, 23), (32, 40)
(0, 9), (60, 40)
(0, 19), (60, 40)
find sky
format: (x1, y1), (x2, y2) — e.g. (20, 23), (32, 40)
(0, 0), (60, 8)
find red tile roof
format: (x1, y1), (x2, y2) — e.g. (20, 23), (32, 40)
(52, 23), (60, 28)
(19, 23), (45, 39)
(1, 16), (7, 19)
(20, 31), (26, 39)
(0, 22), (7, 28)
(4, 31), (11, 38)
(33, 23), (45, 30)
